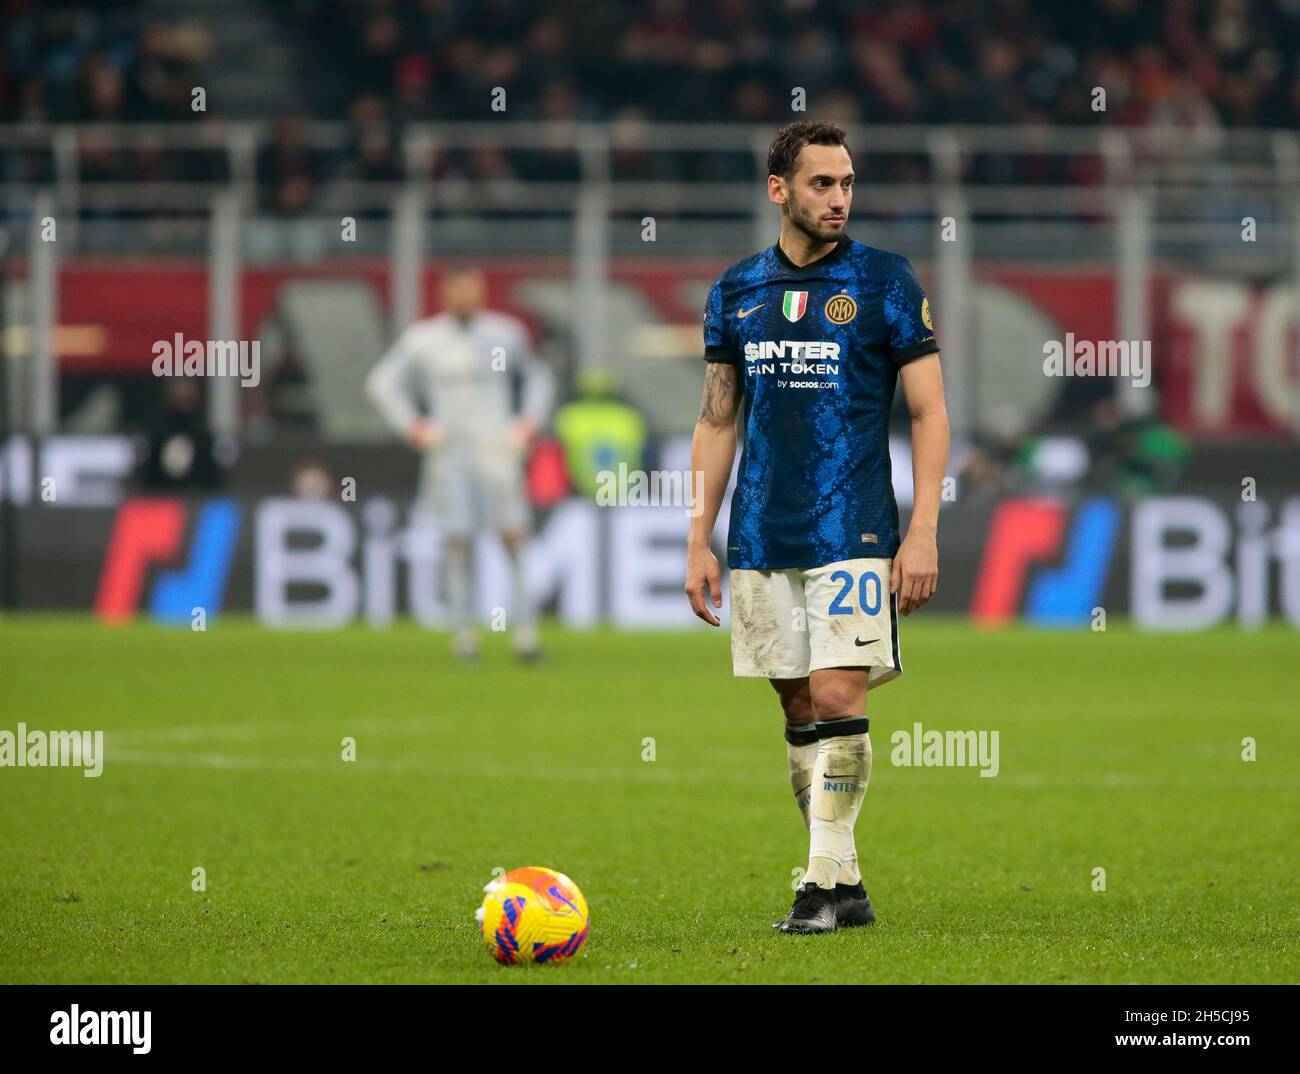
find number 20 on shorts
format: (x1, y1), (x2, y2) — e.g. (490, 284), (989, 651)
(828, 569), (883, 616)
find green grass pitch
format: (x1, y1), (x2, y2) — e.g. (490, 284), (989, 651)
(1, 616), (1296, 984)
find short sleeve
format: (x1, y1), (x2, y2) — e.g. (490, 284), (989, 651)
(884, 259), (940, 367)
(703, 280), (737, 364)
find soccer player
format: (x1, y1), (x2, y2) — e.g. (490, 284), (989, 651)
(367, 268), (554, 661)
(684, 121), (950, 934)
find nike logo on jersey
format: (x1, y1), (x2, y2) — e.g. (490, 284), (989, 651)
(854, 637), (878, 647)
(736, 304), (765, 318)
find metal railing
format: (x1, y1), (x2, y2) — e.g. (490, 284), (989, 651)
(4, 120), (1298, 214)
(3, 121), (1299, 439)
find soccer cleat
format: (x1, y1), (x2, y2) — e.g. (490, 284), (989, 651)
(452, 630), (481, 663)
(512, 625), (543, 663)
(834, 881), (876, 927)
(777, 882), (838, 934)
(773, 888), (801, 928)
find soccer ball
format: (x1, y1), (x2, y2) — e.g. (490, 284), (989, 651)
(476, 866), (589, 965)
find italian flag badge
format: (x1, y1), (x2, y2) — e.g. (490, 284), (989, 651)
(782, 290), (808, 322)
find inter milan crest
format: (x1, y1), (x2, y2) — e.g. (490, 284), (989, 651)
(824, 291), (858, 325)
(782, 290), (808, 322)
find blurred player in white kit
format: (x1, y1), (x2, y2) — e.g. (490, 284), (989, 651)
(366, 269), (554, 661)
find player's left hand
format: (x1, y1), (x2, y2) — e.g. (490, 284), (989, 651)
(892, 527), (938, 616)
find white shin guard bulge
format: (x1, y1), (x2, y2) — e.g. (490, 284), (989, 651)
(806, 726), (872, 887)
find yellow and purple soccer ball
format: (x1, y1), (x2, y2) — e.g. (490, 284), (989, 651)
(476, 866), (589, 965)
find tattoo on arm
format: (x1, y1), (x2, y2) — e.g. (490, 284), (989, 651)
(698, 362), (741, 423)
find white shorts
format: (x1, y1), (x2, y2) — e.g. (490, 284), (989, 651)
(420, 442), (529, 538)
(729, 557), (901, 685)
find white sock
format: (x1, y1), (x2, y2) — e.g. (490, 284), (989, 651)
(840, 840), (862, 887)
(507, 545), (536, 633)
(444, 541), (472, 633)
(784, 722), (820, 829)
(805, 717), (872, 889)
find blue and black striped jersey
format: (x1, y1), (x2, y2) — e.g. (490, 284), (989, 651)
(704, 234), (939, 570)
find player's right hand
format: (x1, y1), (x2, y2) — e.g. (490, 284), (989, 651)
(406, 419), (444, 449)
(685, 543), (723, 627)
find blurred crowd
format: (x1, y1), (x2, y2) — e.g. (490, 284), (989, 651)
(287, 0), (1300, 129)
(1, 1), (208, 123)
(2, 0), (1299, 195)
(7, 0), (1299, 129)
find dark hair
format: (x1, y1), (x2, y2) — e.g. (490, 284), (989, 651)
(767, 120), (850, 179)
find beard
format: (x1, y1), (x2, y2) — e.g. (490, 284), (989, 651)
(786, 191), (846, 244)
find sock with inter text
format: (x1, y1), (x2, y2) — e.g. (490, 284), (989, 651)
(784, 721), (819, 830)
(804, 716), (872, 890)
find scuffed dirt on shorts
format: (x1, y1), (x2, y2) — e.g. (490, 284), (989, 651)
(731, 570), (787, 670)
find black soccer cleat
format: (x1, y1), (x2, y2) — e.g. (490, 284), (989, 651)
(773, 888), (801, 928)
(777, 883), (838, 934)
(834, 881), (876, 927)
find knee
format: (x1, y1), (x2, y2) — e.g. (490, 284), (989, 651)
(783, 693), (815, 725)
(771, 682), (814, 726)
(810, 679), (863, 721)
